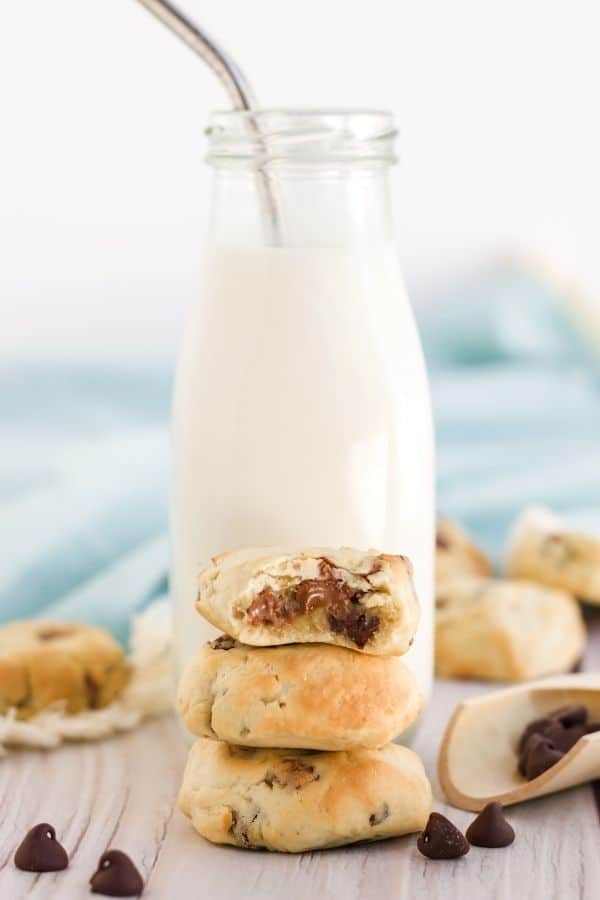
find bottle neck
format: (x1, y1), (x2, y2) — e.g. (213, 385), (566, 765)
(208, 164), (395, 249)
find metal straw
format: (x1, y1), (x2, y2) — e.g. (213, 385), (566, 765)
(134, 0), (281, 243)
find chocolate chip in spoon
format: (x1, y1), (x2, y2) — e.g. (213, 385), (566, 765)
(550, 705), (587, 728)
(14, 823), (69, 872)
(90, 850), (144, 897)
(518, 732), (547, 776)
(517, 716), (555, 753)
(517, 704), (590, 780)
(465, 802), (515, 848)
(541, 720), (586, 753)
(522, 735), (564, 780)
(520, 721), (583, 759)
(518, 711), (586, 754)
(417, 812), (469, 859)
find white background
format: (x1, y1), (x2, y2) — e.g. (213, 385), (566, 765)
(1, 0), (599, 361)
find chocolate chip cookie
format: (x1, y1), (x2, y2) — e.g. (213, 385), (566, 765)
(0, 621), (130, 718)
(178, 738), (432, 852)
(178, 638), (422, 750)
(196, 547), (419, 656)
(435, 576), (585, 681)
(436, 518), (491, 586)
(508, 507), (600, 605)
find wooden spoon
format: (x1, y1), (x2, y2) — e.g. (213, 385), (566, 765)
(438, 674), (600, 811)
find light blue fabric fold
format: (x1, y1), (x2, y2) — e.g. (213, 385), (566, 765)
(422, 265), (600, 557)
(1, 366), (171, 644)
(1, 264), (598, 641)
(417, 261), (597, 371)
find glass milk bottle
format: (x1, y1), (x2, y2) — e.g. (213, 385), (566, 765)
(172, 110), (434, 700)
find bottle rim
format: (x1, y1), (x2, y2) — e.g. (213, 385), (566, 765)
(206, 108), (397, 165)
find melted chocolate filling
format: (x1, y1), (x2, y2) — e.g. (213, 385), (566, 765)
(328, 606), (380, 648)
(245, 576), (380, 648)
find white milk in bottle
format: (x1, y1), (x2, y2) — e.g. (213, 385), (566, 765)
(172, 110), (434, 702)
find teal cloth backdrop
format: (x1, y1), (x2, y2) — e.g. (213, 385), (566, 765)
(2, 264), (598, 644)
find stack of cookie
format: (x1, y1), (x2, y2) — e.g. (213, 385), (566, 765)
(176, 546), (432, 853)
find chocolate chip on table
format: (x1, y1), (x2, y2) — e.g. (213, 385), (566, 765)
(465, 802), (515, 848)
(417, 813), (469, 860)
(90, 850), (144, 897)
(14, 823), (69, 872)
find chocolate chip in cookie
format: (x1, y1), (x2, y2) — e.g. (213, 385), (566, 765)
(436, 532), (450, 550)
(369, 802), (390, 827)
(14, 823), (69, 872)
(210, 635), (236, 651)
(36, 625), (75, 642)
(276, 759), (320, 791)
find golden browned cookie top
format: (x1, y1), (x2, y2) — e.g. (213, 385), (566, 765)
(508, 507), (600, 605)
(178, 637), (422, 750)
(435, 576), (585, 682)
(0, 620), (130, 718)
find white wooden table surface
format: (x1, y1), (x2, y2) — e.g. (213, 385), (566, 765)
(2, 612), (599, 900)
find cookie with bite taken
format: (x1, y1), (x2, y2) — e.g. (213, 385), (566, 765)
(196, 547), (419, 656)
